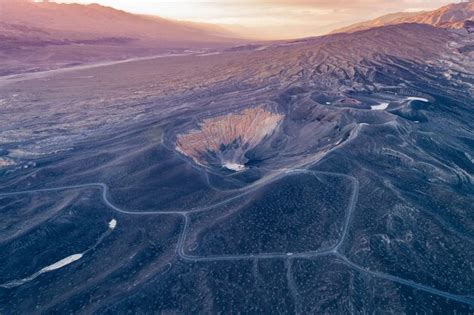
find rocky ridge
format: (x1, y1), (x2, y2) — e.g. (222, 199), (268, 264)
(331, 1), (474, 34)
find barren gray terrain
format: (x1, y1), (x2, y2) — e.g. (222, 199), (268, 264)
(0, 22), (473, 313)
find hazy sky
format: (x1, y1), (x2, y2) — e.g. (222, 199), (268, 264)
(53, 0), (457, 39)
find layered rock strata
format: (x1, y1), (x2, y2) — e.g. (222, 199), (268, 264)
(176, 106), (283, 170)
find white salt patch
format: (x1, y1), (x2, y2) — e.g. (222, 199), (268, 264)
(406, 97), (429, 102)
(1, 253), (83, 288)
(108, 219), (117, 230)
(371, 102), (389, 110)
(41, 254), (83, 272)
(223, 162), (246, 171)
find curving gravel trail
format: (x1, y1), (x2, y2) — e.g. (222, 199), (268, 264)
(1, 168), (472, 307)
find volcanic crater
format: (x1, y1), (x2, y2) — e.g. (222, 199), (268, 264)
(176, 106), (284, 171)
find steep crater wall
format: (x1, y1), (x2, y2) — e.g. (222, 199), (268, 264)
(176, 106), (283, 171)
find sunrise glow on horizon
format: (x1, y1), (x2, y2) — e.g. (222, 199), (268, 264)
(42, 0), (460, 39)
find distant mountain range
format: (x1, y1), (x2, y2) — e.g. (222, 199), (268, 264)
(331, 1), (474, 34)
(0, 0), (238, 45)
(1, 0), (473, 76)
(0, 0), (243, 75)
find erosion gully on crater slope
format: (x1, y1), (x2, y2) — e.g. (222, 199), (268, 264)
(175, 106), (283, 171)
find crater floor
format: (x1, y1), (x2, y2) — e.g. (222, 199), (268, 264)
(176, 106), (283, 171)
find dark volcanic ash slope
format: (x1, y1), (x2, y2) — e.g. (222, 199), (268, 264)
(1, 23), (472, 186)
(166, 23), (473, 175)
(0, 23), (473, 313)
